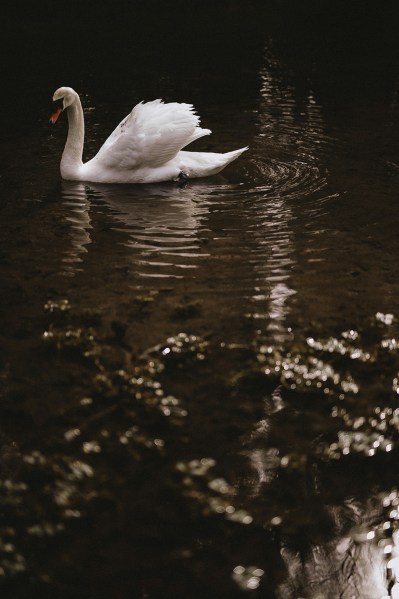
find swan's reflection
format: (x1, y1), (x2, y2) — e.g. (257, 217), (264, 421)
(89, 181), (211, 278)
(60, 180), (216, 279)
(60, 182), (92, 276)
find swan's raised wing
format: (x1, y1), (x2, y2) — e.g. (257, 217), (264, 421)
(92, 100), (211, 172)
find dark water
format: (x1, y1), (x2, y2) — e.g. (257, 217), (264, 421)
(2, 2), (399, 597)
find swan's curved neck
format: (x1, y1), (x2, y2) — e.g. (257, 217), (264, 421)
(61, 99), (85, 179)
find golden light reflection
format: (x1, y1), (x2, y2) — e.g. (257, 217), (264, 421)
(232, 564), (265, 591)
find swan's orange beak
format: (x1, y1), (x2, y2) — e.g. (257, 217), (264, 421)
(50, 106), (63, 124)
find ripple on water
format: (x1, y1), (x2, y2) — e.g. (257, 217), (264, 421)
(62, 181), (216, 279)
(59, 50), (339, 321)
(246, 156), (327, 200)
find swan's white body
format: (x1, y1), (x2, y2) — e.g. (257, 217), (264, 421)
(51, 87), (248, 184)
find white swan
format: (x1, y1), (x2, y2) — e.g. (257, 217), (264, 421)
(50, 87), (248, 184)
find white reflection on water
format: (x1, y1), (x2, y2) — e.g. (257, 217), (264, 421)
(279, 534), (387, 598)
(247, 196), (296, 339)
(90, 181), (211, 279)
(238, 47), (399, 599)
(245, 403), (398, 599)
(248, 46), (328, 337)
(278, 495), (397, 599)
(61, 182), (92, 276)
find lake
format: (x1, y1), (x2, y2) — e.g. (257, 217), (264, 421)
(1, 2), (399, 597)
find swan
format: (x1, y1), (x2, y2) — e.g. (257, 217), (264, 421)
(50, 87), (248, 184)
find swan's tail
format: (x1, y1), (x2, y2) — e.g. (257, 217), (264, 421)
(207, 146), (248, 177)
(222, 146), (249, 166)
(178, 146), (248, 179)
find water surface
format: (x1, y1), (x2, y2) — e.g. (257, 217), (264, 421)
(1, 3), (399, 598)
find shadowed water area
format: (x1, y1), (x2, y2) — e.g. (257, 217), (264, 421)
(1, 1), (399, 597)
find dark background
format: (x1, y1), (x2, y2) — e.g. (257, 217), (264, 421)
(2, 0), (399, 135)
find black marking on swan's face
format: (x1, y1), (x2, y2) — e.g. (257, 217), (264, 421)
(53, 98), (64, 110)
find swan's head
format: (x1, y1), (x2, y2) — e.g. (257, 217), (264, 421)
(50, 87), (78, 124)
